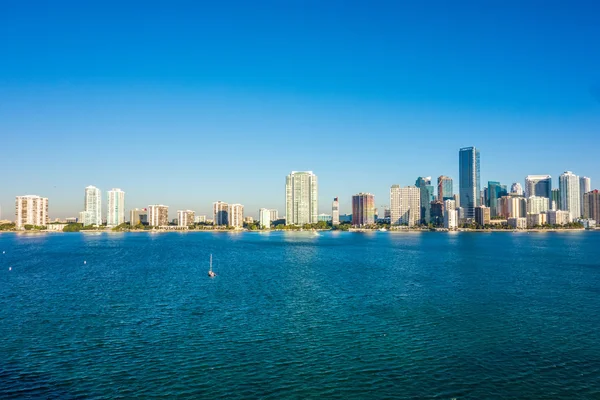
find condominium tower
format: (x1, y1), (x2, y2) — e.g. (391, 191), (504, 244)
(559, 171), (580, 220)
(583, 190), (600, 222)
(148, 205), (169, 227)
(83, 185), (102, 226)
(459, 147), (481, 219)
(259, 208), (271, 229)
(285, 171), (318, 225)
(15, 195), (48, 229)
(228, 204), (244, 228)
(106, 188), (125, 227)
(437, 176), (453, 202)
(525, 175), (552, 198)
(332, 197), (340, 226)
(580, 176), (591, 217)
(177, 210), (195, 227)
(390, 185), (421, 226)
(213, 201), (229, 226)
(351, 193), (375, 226)
(416, 177), (434, 224)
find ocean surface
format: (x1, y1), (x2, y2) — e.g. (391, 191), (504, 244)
(1, 231), (599, 399)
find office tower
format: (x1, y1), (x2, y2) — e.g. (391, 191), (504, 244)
(510, 182), (524, 196)
(475, 206), (491, 226)
(416, 177), (434, 224)
(444, 208), (458, 229)
(15, 195), (48, 229)
(177, 210), (195, 227)
(580, 177), (591, 217)
(106, 188), (125, 227)
(84, 185), (102, 226)
(559, 171), (580, 220)
(332, 197), (340, 226)
(352, 193), (375, 226)
(259, 208), (271, 229)
(551, 188), (561, 210)
(525, 175), (552, 198)
(228, 204), (244, 228)
(437, 176), (453, 202)
(148, 205), (169, 227)
(547, 210), (571, 225)
(390, 185), (421, 226)
(583, 190), (599, 221)
(269, 209), (279, 221)
(526, 196), (550, 214)
(285, 171), (318, 225)
(213, 201), (229, 226)
(459, 146), (481, 219)
(130, 208), (148, 226)
(430, 201), (444, 226)
(487, 181), (508, 217)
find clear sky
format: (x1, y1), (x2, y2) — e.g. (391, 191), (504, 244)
(1, 1), (599, 219)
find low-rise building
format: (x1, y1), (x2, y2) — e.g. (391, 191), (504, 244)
(475, 206), (491, 226)
(130, 208), (148, 226)
(547, 210), (571, 226)
(527, 213), (547, 228)
(317, 213), (332, 222)
(508, 217), (527, 229)
(194, 215), (206, 223)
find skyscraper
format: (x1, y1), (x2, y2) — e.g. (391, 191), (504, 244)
(583, 190), (599, 222)
(15, 195), (48, 229)
(551, 188), (561, 210)
(213, 201), (229, 226)
(510, 182), (524, 196)
(259, 208), (271, 229)
(437, 176), (453, 202)
(351, 193), (375, 226)
(228, 204), (244, 228)
(390, 185), (420, 226)
(580, 176), (591, 217)
(525, 175), (552, 198)
(177, 210), (195, 227)
(416, 177), (434, 224)
(285, 171), (318, 225)
(459, 147), (481, 220)
(486, 181), (508, 217)
(559, 171), (580, 220)
(332, 197), (340, 226)
(148, 205), (169, 227)
(106, 188), (125, 227)
(84, 185), (102, 226)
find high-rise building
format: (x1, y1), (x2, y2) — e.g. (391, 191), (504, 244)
(390, 185), (420, 226)
(213, 201), (229, 226)
(559, 171), (580, 220)
(444, 199), (456, 211)
(459, 146), (481, 220)
(148, 205), (169, 227)
(15, 195), (48, 229)
(285, 171), (318, 225)
(106, 188), (125, 227)
(228, 204), (244, 228)
(351, 193), (375, 226)
(332, 197), (340, 226)
(498, 195), (527, 219)
(430, 201), (444, 226)
(453, 194), (460, 208)
(526, 196), (550, 214)
(177, 210), (195, 227)
(84, 185), (102, 226)
(437, 176), (453, 202)
(416, 177), (434, 224)
(129, 208), (148, 226)
(583, 190), (599, 222)
(580, 177), (591, 217)
(475, 206), (491, 226)
(525, 175), (552, 199)
(444, 209), (458, 229)
(551, 188), (561, 210)
(269, 209), (279, 222)
(510, 182), (524, 196)
(486, 181), (508, 217)
(259, 208), (271, 229)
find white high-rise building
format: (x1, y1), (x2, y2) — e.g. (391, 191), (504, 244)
(444, 209), (458, 229)
(510, 182), (524, 196)
(106, 188), (125, 227)
(213, 201), (229, 226)
(332, 197), (340, 225)
(148, 205), (169, 227)
(259, 208), (271, 229)
(559, 171), (580, 221)
(177, 210), (195, 227)
(580, 176), (591, 217)
(84, 186), (102, 226)
(15, 195), (48, 229)
(269, 209), (279, 222)
(525, 175), (552, 198)
(526, 196), (550, 214)
(390, 185), (421, 226)
(285, 171), (318, 225)
(228, 204), (244, 228)
(444, 199), (456, 211)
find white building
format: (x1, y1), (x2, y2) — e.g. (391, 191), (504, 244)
(510, 182), (524, 196)
(527, 213), (547, 228)
(444, 199), (456, 211)
(259, 208), (271, 229)
(285, 171), (318, 225)
(106, 188), (125, 227)
(148, 205), (169, 227)
(177, 210), (195, 227)
(332, 197), (340, 226)
(547, 209), (571, 226)
(444, 209), (458, 229)
(228, 204), (244, 228)
(213, 201), (229, 226)
(269, 209), (279, 222)
(559, 171), (580, 221)
(580, 176), (591, 217)
(15, 195), (48, 229)
(526, 196), (549, 214)
(194, 215), (206, 223)
(508, 217), (527, 229)
(84, 185), (102, 226)
(390, 185), (421, 226)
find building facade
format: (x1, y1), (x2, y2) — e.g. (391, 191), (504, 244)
(84, 185), (102, 226)
(285, 171), (318, 225)
(390, 185), (421, 226)
(527, 213), (547, 228)
(213, 201), (229, 226)
(583, 190), (600, 222)
(444, 209), (458, 229)
(525, 175), (552, 199)
(332, 197), (340, 226)
(551, 188), (561, 210)
(559, 171), (580, 221)
(459, 146), (481, 220)
(107, 188), (125, 227)
(547, 210), (571, 226)
(526, 196), (550, 214)
(351, 193), (375, 226)
(510, 182), (524, 196)
(416, 177), (434, 224)
(227, 204), (244, 228)
(508, 217), (527, 229)
(148, 205), (169, 227)
(430, 201), (444, 226)
(580, 176), (591, 217)
(129, 208), (148, 226)
(498, 195), (527, 219)
(259, 208), (271, 229)
(486, 181), (508, 217)
(177, 210), (195, 227)
(437, 176), (453, 202)
(15, 195), (48, 229)
(475, 206), (491, 226)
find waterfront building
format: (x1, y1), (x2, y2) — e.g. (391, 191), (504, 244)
(148, 205), (169, 227)
(129, 208), (148, 226)
(527, 213), (547, 228)
(332, 197), (340, 226)
(580, 177), (591, 217)
(525, 175), (552, 198)
(194, 215), (206, 223)
(444, 199), (456, 211)
(487, 181), (508, 217)
(444, 209), (458, 229)
(437, 175), (453, 202)
(84, 185), (102, 226)
(259, 208), (271, 229)
(65, 217), (77, 224)
(559, 171), (580, 220)
(269, 209), (279, 222)
(547, 210), (571, 226)
(177, 210), (195, 227)
(475, 206), (491, 226)
(285, 171), (318, 225)
(390, 185), (420, 226)
(416, 177), (435, 224)
(106, 188), (125, 227)
(551, 188), (561, 210)
(453, 194), (460, 208)
(511, 182), (524, 196)
(430, 201), (444, 226)
(213, 201), (229, 226)
(15, 195), (48, 229)
(508, 217), (527, 229)
(583, 190), (600, 221)
(459, 146), (481, 220)
(526, 196), (550, 214)
(317, 213), (332, 222)
(228, 204), (244, 228)
(352, 193), (375, 226)
(498, 195), (527, 218)
(339, 214), (352, 223)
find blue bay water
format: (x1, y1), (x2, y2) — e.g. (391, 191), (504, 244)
(0, 231), (599, 399)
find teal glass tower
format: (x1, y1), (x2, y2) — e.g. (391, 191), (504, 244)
(459, 147), (481, 219)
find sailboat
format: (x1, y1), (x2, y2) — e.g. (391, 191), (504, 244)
(208, 254), (216, 278)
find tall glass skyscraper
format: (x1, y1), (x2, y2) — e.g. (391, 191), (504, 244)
(285, 171), (318, 225)
(487, 181), (507, 217)
(83, 185), (102, 226)
(559, 171), (580, 220)
(437, 176), (453, 201)
(525, 175), (552, 198)
(107, 188), (125, 227)
(416, 177), (434, 224)
(459, 147), (481, 219)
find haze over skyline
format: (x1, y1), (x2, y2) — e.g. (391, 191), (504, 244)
(1, 1), (599, 219)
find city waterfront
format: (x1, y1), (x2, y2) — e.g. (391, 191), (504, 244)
(1, 232), (599, 398)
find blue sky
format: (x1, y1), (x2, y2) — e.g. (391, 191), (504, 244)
(1, 1), (599, 219)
